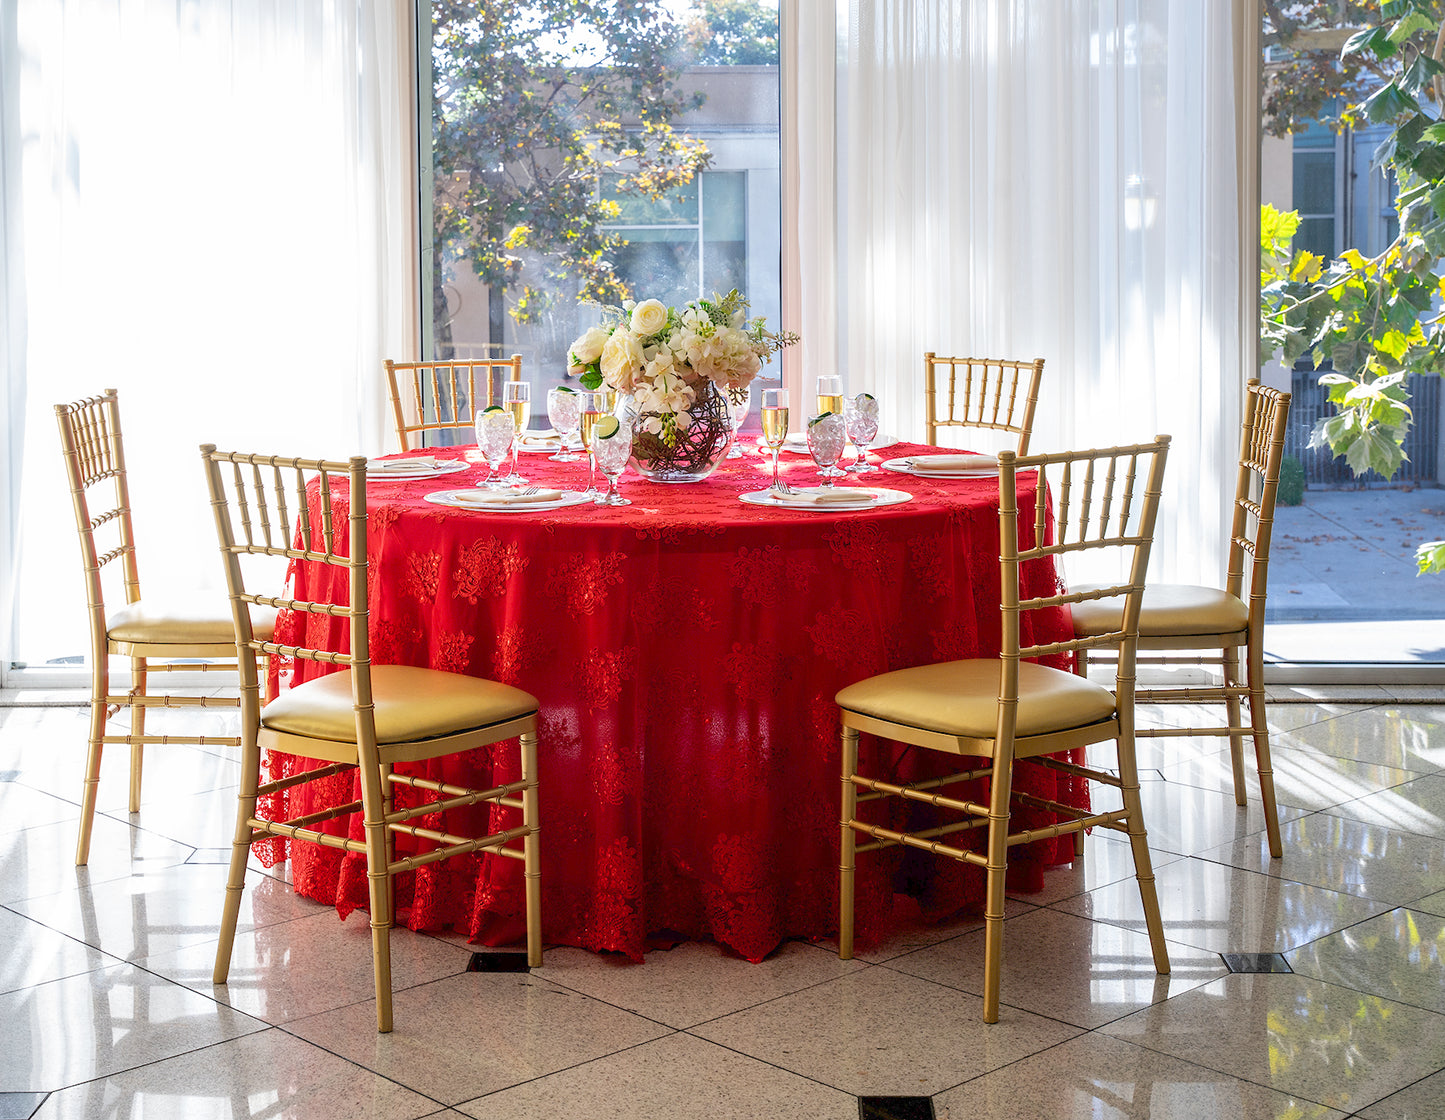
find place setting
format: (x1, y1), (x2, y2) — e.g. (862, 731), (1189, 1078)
(364, 454), (471, 482)
(882, 452), (1001, 478)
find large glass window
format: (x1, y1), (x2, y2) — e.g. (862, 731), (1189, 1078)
(423, 1), (781, 434)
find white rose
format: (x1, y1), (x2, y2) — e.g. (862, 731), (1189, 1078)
(600, 328), (645, 392)
(569, 326), (611, 365)
(630, 298), (670, 337)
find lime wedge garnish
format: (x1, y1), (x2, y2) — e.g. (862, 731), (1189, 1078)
(809, 412), (834, 426)
(595, 415), (621, 440)
(555, 385), (577, 393)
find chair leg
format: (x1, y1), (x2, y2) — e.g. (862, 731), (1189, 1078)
(76, 656), (109, 866)
(379, 761), (397, 927)
(838, 725), (859, 961)
(1247, 638), (1283, 859)
(213, 733), (261, 985)
(358, 763), (395, 1033)
(521, 730), (543, 968)
(1221, 649), (1247, 807)
(1117, 736), (1169, 976)
(981, 757), (1014, 1024)
(128, 656), (147, 813)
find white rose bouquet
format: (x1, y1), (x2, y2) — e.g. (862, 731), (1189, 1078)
(567, 290), (799, 449)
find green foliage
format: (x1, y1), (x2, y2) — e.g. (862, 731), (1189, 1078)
(1277, 454), (1306, 505)
(684, 0), (779, 65)
(1416, 539), (1445, 571)
(430, 0), (712, 327)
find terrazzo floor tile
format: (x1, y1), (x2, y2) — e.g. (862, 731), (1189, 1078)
(29, 1027), (439, 1120)
(1100, 973), (1445, 1113)
(0, 962), (264, 1092)
(283, 971), (673, 1105)
(815, 896), (1037, 964)
(1413, 889), (1445, 918)
(1358, 1069), (1445, 1119)
(1328, 773), (1445, 839)
(0, 814), (194, 906)
(1053, 856), (1392, 955)
(455, 1030), (856, 1120)
(0, 780), (80, 833)
(104, 783), (246, 850)
(0, 905), (115, 995)
(1270, 706), (1445, 774)
(887, 907), (1227, 1029)
(1196, 812), (1445, 905)
(10, 863), (317, 962)
(932, 1029), (1347, 1120)
(139, 908), (473, 1025)
(1160, 745), (1422, 814)
(690, 964), (1080, 1096)
(1286, 906), (1445, 1014)
(1091, 776), (1307, 859)
(535, 939), (865, 1028)
(1006, 828), (1181, 907)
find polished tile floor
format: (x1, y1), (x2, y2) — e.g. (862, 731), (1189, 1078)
(3, 689), (1445, 1119)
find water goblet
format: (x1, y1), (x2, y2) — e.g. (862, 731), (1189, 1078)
(474, 408), (516, 490)
(845, 393), (880, 475)
(593, 413), (634, 506)
(502, 380), (531, 484)
(726, 384), (752, 458)
(547, 385), (582, 462)
(760, 387), (789, 493)
(807, 412), (848, 487)
(578, 390), (606, 497)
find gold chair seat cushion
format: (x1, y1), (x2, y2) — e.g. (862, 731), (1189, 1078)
(1070, 583), (1249, 638)
(106, 596), (276, 645)
(261, 664), (538, 744)
(837, 659), (1116, 739)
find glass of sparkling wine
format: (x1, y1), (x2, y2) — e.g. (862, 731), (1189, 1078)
(578, 390), (605, 496)
(474, 407), (516, 490)
(761, 388), (789, 493)
(547, 385), (582, 462)
(502, 380), (530, 484)
(807, 411), (847, 487)
(815, 374), (844, 420)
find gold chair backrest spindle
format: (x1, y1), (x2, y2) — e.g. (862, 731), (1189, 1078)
(924, 353), (1044, 455)
(385, 356), (524, 450)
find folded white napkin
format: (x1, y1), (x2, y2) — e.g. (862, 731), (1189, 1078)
(368, 456), (438, 473)
(807, 488), (874, 504)
(453, 488), (563, 506)
(519, 431), (559, 444)
(909, 454), (998, 471)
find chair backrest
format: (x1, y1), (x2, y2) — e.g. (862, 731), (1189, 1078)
(998, 437), (1171, 732)
(386, 356), (523, 450)
(199, 447), (372, 737)
(1227, 379), (1292, 614)
(924, 354), (1044, 454)
(56, 390), (142, 648)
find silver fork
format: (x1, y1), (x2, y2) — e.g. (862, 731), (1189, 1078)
(519, 486), (540, 496)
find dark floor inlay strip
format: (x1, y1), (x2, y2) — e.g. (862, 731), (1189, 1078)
(1221, 952), (1292, 973)
(859, 1096), (934, 1120)
(467, 951), (531, 973)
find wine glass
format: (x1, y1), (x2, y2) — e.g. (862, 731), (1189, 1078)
(845, 393), (880, 475)
(806, 412), (847, 487)
(726, 384), (751, 459)
(760, 387), (789, 493)
(474, 408), (516, 490)
(593, 413), (634, 506)
(578, 390), (606, 497)
(815, 374), (844, 419)
(502, 380), (530, 484)
(547, 385), (582, 462)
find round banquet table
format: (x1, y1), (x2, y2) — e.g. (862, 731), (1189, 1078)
(261, 439), (1086, 962)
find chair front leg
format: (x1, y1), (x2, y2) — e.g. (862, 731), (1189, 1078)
(1221, 647), (1247, 807)
(76, 652), (110, 866)
(838, 724), (859, 962)
(128, 655), (148, 812)
(521, 729), (543, 968)
(1247, 635), (1283, 859)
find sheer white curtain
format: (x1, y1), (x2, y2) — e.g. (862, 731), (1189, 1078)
(791, 0), (1249, 585)
(1, 0), (414, 677)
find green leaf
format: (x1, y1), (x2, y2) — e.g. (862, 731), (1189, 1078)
(579, 370), (603, 390)
(1416, 540), (1445, 575)
(1377, 328), (1409, 360)
(1388, 12), (1438, 45)
(1363, 82), (1418, 124)
(1344, 423), (1408, 479)
(1344, 25), (1392, 58)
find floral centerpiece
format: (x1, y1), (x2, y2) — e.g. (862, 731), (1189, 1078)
(567, 290), (799, 482)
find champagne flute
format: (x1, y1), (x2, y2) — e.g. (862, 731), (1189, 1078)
(726, 384), (751, 458)
(806, 412), (847, 487)
(474, 407), (516, 490)
(844, 393), (880, 475)
(502, 380), (530, 484)
(578, 390), (605, 496)
(547, 385), (582, 462)
(816, 374), (844, 419)
(593, 412), (634, 506)
(761, 387), (789, 493)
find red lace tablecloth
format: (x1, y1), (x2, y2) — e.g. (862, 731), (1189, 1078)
(263, 441), (1084, 962)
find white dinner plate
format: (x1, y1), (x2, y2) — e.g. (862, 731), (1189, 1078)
(423, 488), (594, 513)
(738, 486), (912, 512)
(772, 433), (900, 455)
(881, 456), (998, 479)
(366, 459), (471, 482)
(516, 434), (580, 454)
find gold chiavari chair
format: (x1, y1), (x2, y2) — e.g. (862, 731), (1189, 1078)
(201, 446), (542, 1033)
(1073, 380), (1293, 858)
(56, 390), (274, 866)
(385, 356), (523, 450)
(924, 354), (1044, 454)
(836, 437), (1172, 1022)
